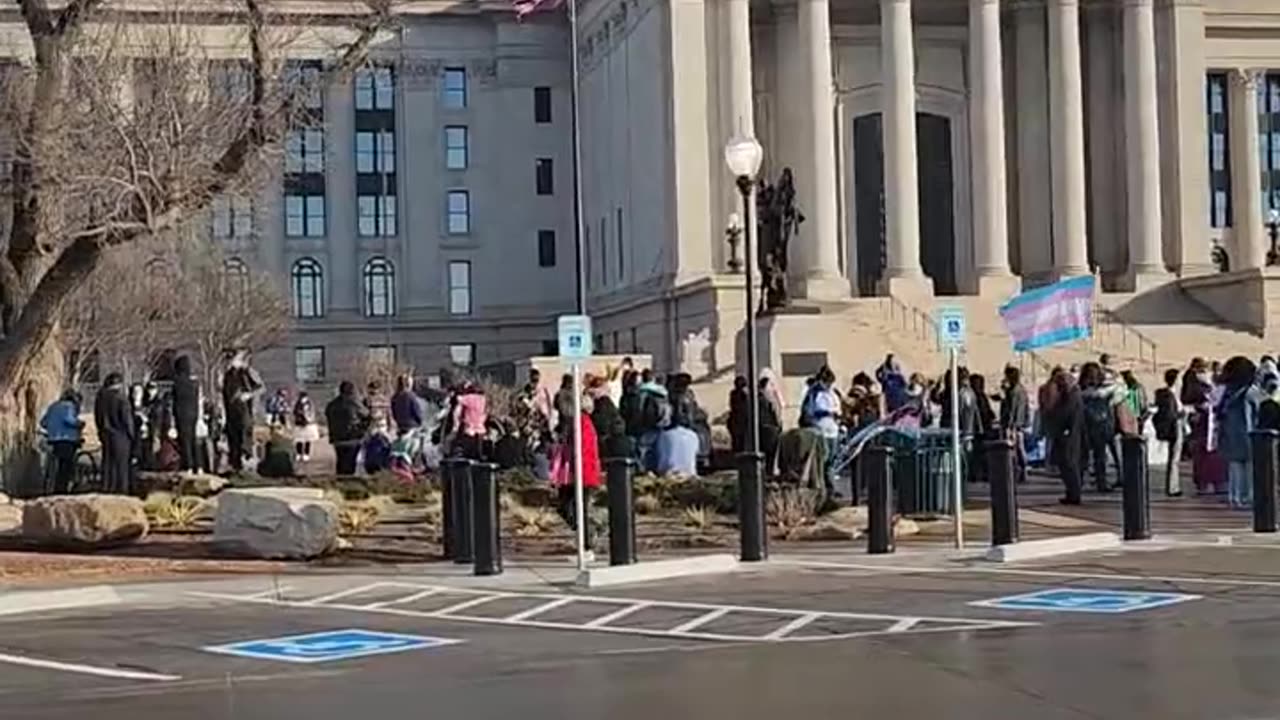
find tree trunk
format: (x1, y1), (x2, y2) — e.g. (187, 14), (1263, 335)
(0, 334), (66, 497)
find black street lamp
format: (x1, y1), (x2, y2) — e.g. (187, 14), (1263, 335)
(724, 132), (765, 562)
(1268, 208), (1280, 267)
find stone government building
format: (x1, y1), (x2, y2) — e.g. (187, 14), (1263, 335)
(16, 0), (1276, 394)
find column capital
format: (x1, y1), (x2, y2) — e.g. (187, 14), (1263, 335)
(1047, 0), (1080, 7)
(1230, 67), (1266, 89)
(1121, 0), (1154, 7)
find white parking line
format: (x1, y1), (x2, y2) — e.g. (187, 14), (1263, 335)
(0, 651), (180, 682)
(190, 583), (1036, 645)
(362, 588), (443, 610)
(302, 583), (392, 607)
(773, 559), (1280, 590)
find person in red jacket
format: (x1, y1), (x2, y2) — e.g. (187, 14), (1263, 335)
(551, 403), (601, 555)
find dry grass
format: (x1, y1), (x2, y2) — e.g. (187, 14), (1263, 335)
(633, 494), (662, 516)
(338, 502), (382, 535)
(681, 505), (715, 531)
(144, 492), (207, 530)
(508, 505), (563, 537)
(766, 487), (818, 534)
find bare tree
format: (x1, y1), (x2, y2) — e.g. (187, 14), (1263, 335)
(60, 242), (165, 384)
(0, 0), (393, 447)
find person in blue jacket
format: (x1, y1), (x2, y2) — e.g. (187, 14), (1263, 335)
(40, 390), (84, 494)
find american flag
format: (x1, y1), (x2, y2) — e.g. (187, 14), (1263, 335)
(513, 0), (563, 18)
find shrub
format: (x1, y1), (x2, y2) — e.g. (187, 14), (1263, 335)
(766, 486), (818, 534)
(508, 505), (563, 537)
(338, 502), (382, 535)
(145, 494), (207, 530)
(681, 505), (715, 531)
(634, 494), (662, 516)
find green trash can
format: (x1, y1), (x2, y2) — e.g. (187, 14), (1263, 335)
(871, 428), (966, 516)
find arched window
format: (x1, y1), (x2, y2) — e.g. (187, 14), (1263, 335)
(223, 257), (249, 299)
(291, 258), (324, 318)
(363, 257), (395, 317)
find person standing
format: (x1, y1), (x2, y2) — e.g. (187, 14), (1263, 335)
(221, 350), (264, 473)
(588, 375), (630, 460)
(1152, 368), (1186, 497)
(551, 407), (602, 561)
(390, 375), (425, 436)
(999, 365), (1030, 485)
(1217, 356), (1260, 510)
(94, 374), (135, 494)
(325, 381), (368, 475)
(171, 355), (201, 474)
(292, 391), (319, 462)
(727, 376), (749, 454)
(1050, 370), (1085, 505)
(451, 382), (489, 460)
(800, 366), (841, 503)
(40, 390), (84, 494)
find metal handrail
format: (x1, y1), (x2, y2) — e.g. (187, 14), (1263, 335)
(1092, 303), (1159, 372)
(880, 295), (939, 350)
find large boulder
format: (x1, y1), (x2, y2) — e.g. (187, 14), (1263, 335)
(22, 494), (148, 546)
(213, 488), (339, 559)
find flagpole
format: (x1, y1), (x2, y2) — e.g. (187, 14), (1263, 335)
(568, 0), (586, 315)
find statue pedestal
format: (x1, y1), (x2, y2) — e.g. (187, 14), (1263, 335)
(791, 272), (849, 301)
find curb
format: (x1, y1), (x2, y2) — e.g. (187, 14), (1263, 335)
(984, 532), (1122, 563)
(575, 554), (739, 589)
(0, 585), (121, 618)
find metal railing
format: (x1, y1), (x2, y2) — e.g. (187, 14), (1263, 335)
(879, 295), (939, 350)
(1091, 303), (1159, 372)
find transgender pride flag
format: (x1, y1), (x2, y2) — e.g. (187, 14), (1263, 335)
(998, 275), (1095, 351)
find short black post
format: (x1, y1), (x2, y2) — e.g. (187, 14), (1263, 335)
(1120, 436), (1151, 541)
(449, 458), (475, 564)
(605, 457), (638, 566)
(471, 462), (502, 576)
(736, 451), (767, 562)
(865, 445), (895, 554)
(985, 438), (1020, 546)
(1251, 430), (1279, 533)
(439, 459), (458, 559)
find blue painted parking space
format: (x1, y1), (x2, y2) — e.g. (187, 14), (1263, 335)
(203, 629), (463, 664)
(968, 588), (1201, 614)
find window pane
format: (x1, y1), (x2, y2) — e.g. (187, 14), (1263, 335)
(233, 200), (252, 238)
(306, 196), (326, 236)
(212, 196), (230, 238)
(450, 288), (471, 315)
(355, 70), (373, 110)
(449, 260), (470, 287)
(536, 158), (553, 195)
(285, 196), (304, 237)
(443, 68), (467, 109)
(375, 67), (394, 109)
(383, 196), (397, 236)
(445, 126), (467, 170)
(538, 229), (556, 267)
(449, 344), (474, 366)
(304, 129), (324, 172)
(285, 131), (302, 173)
(356, 132), (373, 173)
(380, 130), (395, 173)
(358, 195), (376, 236)
(534, 86), (551, 123)
(295, 348), (325, 382)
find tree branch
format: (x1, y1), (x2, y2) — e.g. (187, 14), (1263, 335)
(18, 0), (53, 38)
(55, 0), (105, 37)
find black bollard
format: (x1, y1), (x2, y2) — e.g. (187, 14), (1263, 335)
(864, 445), (895, 554)
(448, 458), (475, 564)
(439, 459), (458, 559)
(1120, 436), (1151, 541)
(1252, 430), (1280, 533)
(985, 438), (1020, 546)
(471, 462), (502, 576)
(736, 451), (767, 562)
(605, 457), (638, 566)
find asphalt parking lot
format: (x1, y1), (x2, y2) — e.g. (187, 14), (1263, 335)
(4, 546), (1280, 719)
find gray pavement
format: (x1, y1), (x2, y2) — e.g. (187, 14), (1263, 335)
(3, 544), (1280, 718)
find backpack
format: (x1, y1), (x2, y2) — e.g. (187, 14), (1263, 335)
(798, 385), (819, 428)
(1083, 393), (1114, 434)
(639, 391), (670, 431)
(1152, 388), (1178, 441)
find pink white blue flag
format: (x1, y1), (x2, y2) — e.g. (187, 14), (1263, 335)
(997, 275), (1094, 351)
(513, 0), (563, 17)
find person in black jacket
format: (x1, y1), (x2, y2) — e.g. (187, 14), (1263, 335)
(588, 377), (631, 460)
(171, 355), (201, 474)
(325, 381), (369, 476)
(94, 373), (135, 494)
(999, 365), (1031, 484)
(221, 351), (263, 472)
(1050, 371), (1086, 505)
(727, 376), (749, 454)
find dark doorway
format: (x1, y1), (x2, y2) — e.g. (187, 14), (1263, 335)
(851, 112), (958, 296)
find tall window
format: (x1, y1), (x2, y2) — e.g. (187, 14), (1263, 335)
(295, 347), (326, 383)
(536, 158), (554, 195)
(358, 195), (397, 237)
(616, 207), (625, 280)
(449, 343), (475, 367)
(209, 61), (250, 104)
(284, 60), (326, 238)
(355, 66), (394, 110)
(600, 216), (608, 286)
(538, 229), (556, 267)
(443, 67), (467, 109)
(534, 86), (552, 123)
(285, 128), (325, 173)
(1208, 73), (1231, 228)
(222, 257), (249, 298)
(447, 190), (470, 234)
(445, 126), (468, 170)
(212, 195), (253, 239)
(355, 130), (395, 174)
(448, 260), (472, 315)
(285, 195), (326, 237)
(368, 345), (396, 366)
(363, 257), (396, 317)
(291, 258), (324, 318)
(1262, 73), (1280, 215)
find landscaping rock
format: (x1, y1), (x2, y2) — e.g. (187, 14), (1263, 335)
(893, 518), (921, 537)
(183, 474), (230, 496)
(213, 487), (339, 559)
(22, 494), (149, 547)
(788, 520), (861, 542)
(822, 506), (869, 532)
(0, 504), (21, 533)
(0, 492), (11, 505)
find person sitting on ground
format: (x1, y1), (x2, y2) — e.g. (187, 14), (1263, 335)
(257, 428), (297, 478)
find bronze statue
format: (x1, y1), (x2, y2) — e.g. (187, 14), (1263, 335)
(755, 168), (803, 312)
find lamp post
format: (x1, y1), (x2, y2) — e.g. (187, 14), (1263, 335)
(1268, 208), (1280, 267)
(724, 132), (765, 561)
(725, 212), (743, 274)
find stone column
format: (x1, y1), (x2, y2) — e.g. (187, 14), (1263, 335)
(794, 0), (846, 298)
(881, 0), (929, 297)
(1123, 0), (1167, 287)
(1014, 2), (1053, 283)
(1231, 69), (1265, 271)
(726, 0), (754, 137)
(969, 0), (1016, 296)
(1047, 0), (1090, 278)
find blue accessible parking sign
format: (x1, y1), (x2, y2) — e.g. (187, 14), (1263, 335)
(969, 588), (1201, 614)
(204, 629), (462, 664)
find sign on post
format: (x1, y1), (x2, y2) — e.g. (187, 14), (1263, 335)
(557, 314), (593, 362)
(936, 306), (967, 350)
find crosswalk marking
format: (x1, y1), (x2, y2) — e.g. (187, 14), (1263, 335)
(192, 582), (1037, 645)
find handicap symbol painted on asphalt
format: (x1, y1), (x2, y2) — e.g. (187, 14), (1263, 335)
(968, 588), (1201, 614)
(203, 629), (463, 664)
